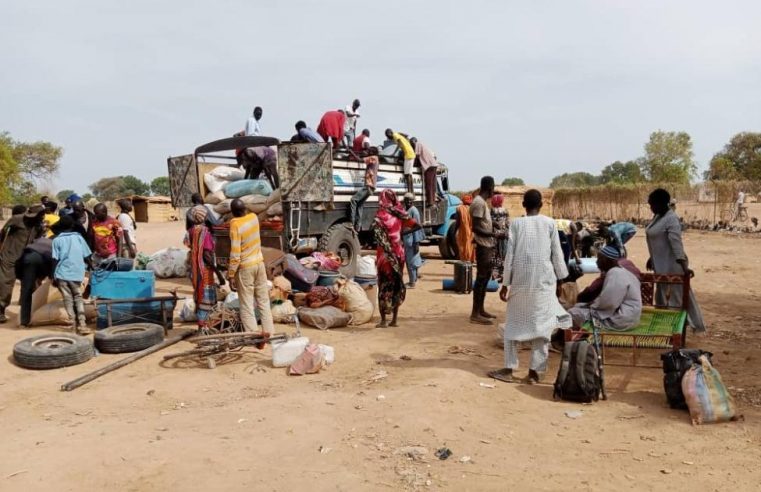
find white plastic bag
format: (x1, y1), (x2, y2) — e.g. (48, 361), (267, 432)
(224, 292), (240, 310)
(180, 298), (197, 322)
(272, 336), (309, 367)
(204, 173), (227, 194)
(271, 300), (297, 323)
(357, 255), (377, 277)
(319, 344), (335, 365)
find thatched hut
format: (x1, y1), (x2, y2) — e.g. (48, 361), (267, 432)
(130, 196), (179, 223)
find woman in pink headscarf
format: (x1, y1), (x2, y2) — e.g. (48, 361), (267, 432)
(491, 194), (509, 281)
(373, 189), (410, 328)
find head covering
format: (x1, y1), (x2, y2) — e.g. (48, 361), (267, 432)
(462, 194), (473, 205)
(67, 193), (82, 203)
(24, 204), (45, 218)
(190, 205), (208, 225)
(403, 192), (414, 201)
(599, 245), (621, 260)
(491, 194), (504, 207)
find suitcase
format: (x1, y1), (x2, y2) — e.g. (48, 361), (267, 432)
(453, 262), (473, 294)
(283, 254), (319, 292)
(262, 247), (287, 280)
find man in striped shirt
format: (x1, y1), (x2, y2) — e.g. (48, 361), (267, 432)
(228, 199), (274, 333)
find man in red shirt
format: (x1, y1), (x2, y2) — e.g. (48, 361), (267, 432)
(352, 129), (371, 154)
(316, 110), (346, 147)
(91, 203), (123, 265)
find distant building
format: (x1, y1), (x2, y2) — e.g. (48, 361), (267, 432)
(130, 195), (179, 223)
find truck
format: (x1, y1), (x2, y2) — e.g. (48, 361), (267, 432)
(167, 135), (461, 276)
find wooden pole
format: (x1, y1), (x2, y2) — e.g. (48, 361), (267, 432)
(60, 330), (194, 392)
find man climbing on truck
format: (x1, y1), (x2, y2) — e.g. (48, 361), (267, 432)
(385, 128), (416, 194)
(348, 147), (380, 233)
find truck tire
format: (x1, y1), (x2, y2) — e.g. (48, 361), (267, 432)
(94, 323), (165, 353)
(318, 223), (361, 277)
(438, 219), (458, 259)
(13, 334), (94, 370)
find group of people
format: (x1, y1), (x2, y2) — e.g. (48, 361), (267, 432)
(184, 198), (274, 334)
(239, 102), (442, 209)
(0, 196), (138, 333)
(454, 181), (706, 384)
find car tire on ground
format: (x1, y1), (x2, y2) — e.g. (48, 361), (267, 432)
(94, 323), (165, 354)
(13, 334), (94, 370)
(318, 222), (361, 277)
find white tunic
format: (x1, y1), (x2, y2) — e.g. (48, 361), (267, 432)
(503, 215), (571, 341)
(569, 267), (642, 330)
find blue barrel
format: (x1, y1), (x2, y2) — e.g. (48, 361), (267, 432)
(442, 279), (499, 292)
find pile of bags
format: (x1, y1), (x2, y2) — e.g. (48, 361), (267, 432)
(145, 247), (188, 279)
(202, 167), (282, 223)
(23, 279), (97, 327)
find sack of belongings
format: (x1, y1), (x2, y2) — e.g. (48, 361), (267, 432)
(298, 306), (352, 330)
(661, 348), (713, 410)
(204, 167), (245, 194)
(146, 247), (188, 278)
(336, 278), (374, 325)
(223, 179), (273, 198)
(305, 286), (343, 309)
(682, 354), (742, 425)
(271, 300), (297, 323)
(204, 190), (226, 205)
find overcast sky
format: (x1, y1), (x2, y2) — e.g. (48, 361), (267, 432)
(2, 0), (760, 194)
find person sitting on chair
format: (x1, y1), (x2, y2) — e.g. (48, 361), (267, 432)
(568, 245), (642, 332)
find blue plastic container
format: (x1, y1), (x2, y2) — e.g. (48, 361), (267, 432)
(96, 301), (175, 329)
(90, 270), (156, 299)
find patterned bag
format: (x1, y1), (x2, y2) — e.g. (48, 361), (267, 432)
(682, 355), (742, 425)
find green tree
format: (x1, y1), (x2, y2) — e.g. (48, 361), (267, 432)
(549, 172), (598, 189)
(56, 189), (76, 202)
(150, 176), (170, 196)
(599, 160), (643, 184)
(0, 137), (18, 204)
(704, 156), (739, 181)
(707, 132), (761, 180)
(89, 175), (150, 201)
(640, 131), (696, 183)
(501, 177), (525, 186)
(121, 175), (150, 196)
(0, 132), (62, 202)
(82, 193), (93, 202)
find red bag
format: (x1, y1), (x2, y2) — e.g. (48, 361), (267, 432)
(288, 344), (324, 375)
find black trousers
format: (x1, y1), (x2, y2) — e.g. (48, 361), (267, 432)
(18, 251), (47, 326)
(472, 245), (494, 313)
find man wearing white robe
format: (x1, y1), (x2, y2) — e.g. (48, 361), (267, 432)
(489, 189), (571, 384)
(568, 245), (642, 331)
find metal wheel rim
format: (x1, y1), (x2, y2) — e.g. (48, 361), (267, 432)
(31, 336), (77, 350)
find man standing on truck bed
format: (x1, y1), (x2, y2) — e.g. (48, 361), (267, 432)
(244, 106), (263, 136)
(348, 147), (380, 233)
(317, 110), (347, 148)
(409, 137), (439, 205)
(385, 129), (416, 194)
(228, 199), (274, 334)
(343, 99), (361, 147)
(239, 146), (280, 189)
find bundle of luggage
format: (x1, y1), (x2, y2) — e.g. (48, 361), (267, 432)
(202, 166), (283, 226)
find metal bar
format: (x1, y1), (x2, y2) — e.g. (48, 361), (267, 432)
(61, 331), (194, 391)
(93, 295), (181, 305)
(106, 304), (112, 327)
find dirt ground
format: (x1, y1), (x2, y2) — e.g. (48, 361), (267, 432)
(1, 222), (760, 491)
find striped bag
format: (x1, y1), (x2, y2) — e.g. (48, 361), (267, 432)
(681, 354), (742, 425)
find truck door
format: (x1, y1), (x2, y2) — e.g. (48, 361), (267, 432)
(167, 154), (199, 208)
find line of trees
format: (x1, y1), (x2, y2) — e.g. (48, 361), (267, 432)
(550, 130), (761, 189)
(0, 132), (62, 205)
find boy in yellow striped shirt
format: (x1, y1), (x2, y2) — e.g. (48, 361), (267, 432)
(228, 199), (274, 333)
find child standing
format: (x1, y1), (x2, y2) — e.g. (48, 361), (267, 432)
(52, 216), (93, 334)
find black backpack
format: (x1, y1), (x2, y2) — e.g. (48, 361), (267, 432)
(660, 349), (713, 410)
(553, 339), (602, 403)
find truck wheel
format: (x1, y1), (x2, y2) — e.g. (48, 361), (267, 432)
(318, 223), (361, 277)
(94, 323), (165, 353)
(13, 334), (94, 370)
(438, 219), (458, 259)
